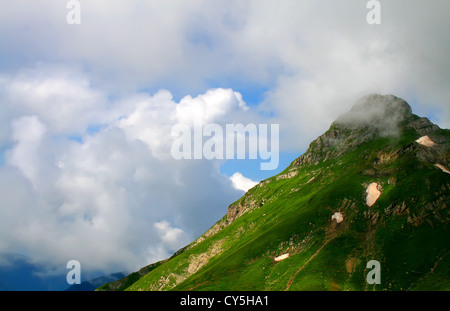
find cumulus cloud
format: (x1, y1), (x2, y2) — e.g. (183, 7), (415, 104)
(154, 221), (190, 251)
(229, 172), (258, 193)
(7, 116), (47, 184)
(0, 71), (248, 273)
(176, 89), (248, 126)
(2, 65), (114, 135)
(117, 88), (254, 159)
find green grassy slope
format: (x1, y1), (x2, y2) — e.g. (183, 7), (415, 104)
(99, 95), (450, 291)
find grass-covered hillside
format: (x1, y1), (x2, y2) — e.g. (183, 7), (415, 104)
(98, 94), (449, 291)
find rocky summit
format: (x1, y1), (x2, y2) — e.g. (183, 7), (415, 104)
(98, 94), (449, 291)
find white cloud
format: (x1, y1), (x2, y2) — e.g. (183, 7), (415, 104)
(229, 172), (258, 193)
(117, 87), (257, 160)
(154, 221), (190, 251)
(0, 71), (247, 273)
(1, 1), (448, 130)
(7, 116), (47, 185)
(3, 66), (113, 135)
(117, 90), (177, 158)
(177, 88), (248, 126)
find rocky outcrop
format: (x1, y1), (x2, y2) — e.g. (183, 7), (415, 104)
(227, 201), (244, 223)
(276, 170), (299, 180)
(414, 136), (449, 168)
(147, 240), (224, 291)
(226, 194), (260, 223)
(408, 117), (440, 136)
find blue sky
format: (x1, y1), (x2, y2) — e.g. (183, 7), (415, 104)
(0, 0), (449, 280)
(220, 151), (301, 182)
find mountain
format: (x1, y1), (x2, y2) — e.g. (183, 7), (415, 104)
(98, 94), (449, 291)
(0, 253), (68, 291)
(65, 272), (126, 291)
(0, 252), (126, 291)
(96, 259), (168, 291)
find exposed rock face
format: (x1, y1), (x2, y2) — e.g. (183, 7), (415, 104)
(187, 240), (223, 274)
(408, 117), (440, 136)
(276, 170), (299, 180)
(227, 201), (244, 222)
(415, 135), (449, 168)
(226, 194), (260, 223)
(147, 240), (224, 291)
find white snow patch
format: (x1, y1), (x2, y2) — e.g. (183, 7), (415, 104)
(331, 212), (344, 223)
(274, 253), (290, 262)
(415, 135), (435, 147)
(435, 164), (450, 174)
(366, 182), (381, 207)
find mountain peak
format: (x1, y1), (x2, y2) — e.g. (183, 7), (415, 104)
(334, 94), (413, 133)
(292, 94), (443, 168)
(349, 94), (411, 115)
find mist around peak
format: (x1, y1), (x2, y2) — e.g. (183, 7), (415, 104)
(335, 94), (413, 137)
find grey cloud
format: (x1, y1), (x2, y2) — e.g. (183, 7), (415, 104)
(335, 94), (412, 136)
(1, 1), (449, 126)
